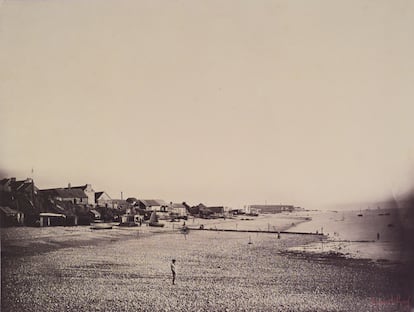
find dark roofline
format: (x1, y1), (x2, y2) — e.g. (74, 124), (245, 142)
(39, 188), (88, 198)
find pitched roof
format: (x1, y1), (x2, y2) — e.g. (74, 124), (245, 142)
(139, 199), (167, 207)
(40, 188), (88, 199)
(1, 178), (37, 193)
(95, 191), (112, 201)
(67, 185), (88, 191)
(12, 180), (27, 191)
(95, 192), (104, 200)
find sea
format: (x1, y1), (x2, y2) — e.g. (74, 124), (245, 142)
(290, 208), (414, 263)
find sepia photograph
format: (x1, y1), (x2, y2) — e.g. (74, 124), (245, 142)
(1, 0), (414, 311)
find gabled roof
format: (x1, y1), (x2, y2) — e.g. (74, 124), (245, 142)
(95, 192), (104, 200)
(139, 199), (167, 207)
(12, 180), (27, 191)
(197, 203), (208, 209)
(95, 191), (112, 201)
(40, 188), (88, 199)
(67, 185), (88, 191)
(0, 178), (37, 193)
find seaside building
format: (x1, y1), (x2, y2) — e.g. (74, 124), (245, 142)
(95, 191), (112, 208)
(208, 206), (225, 218)
(192, 203), (225, 218)
(0, 177), (39, 225)
(64, 184), (96, 206)
(0, 177), (38, 201)
(168, 202), (189, 219)
(137, 199), (168, 212)
(247, 204), (295, 214)
(111, 199), (129, 210)
(39, 188), (89, 206)
(39, 212), (67, 227)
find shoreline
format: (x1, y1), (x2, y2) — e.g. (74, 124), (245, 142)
(2, 222), (412, 312)
(1, 213), (312, 258)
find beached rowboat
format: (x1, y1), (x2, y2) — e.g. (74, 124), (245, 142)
(90, 223), (113, 230)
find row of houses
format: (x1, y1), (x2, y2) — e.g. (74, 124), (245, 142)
(0, 177), (228, 227)
(38, 183), (117, 208)
(0, 178), (122, 227)
(0, 177), (303, 227)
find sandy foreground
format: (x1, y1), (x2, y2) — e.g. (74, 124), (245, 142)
(1, 214), (413, 312)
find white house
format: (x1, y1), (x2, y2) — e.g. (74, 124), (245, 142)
(168, 203), (188, 218)
(95, 191), (112, 207)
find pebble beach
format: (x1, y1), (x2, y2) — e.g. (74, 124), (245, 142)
(1, 213), (413, 311)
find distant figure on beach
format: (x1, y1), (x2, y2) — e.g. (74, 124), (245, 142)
(377, 232), (380, 240)
(171, 259), (176, 285)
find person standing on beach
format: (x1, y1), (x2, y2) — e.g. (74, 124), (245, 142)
(171, 259), (176, 285)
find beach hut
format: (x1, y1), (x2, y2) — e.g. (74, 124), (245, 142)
(39, 212), (66, 227)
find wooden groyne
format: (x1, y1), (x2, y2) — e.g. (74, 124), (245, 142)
(190, 228), (324, 236)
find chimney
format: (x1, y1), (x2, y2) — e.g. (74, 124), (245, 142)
(11, 177), (16, 182)
(68, 183), (71, 189)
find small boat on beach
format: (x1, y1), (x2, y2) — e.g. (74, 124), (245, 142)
(90, 223), (113, 230)
(149, 211), (165, 227)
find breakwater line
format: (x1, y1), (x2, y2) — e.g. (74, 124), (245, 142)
(189, 227), (324, 236)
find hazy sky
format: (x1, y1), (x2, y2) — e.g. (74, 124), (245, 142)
(1, 0), (413, 209)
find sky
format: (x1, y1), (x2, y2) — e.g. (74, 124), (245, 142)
(1, 0), (413, 209)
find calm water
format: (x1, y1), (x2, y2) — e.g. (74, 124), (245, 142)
(291, 208), (410, 262)
(294, 209), (402, 241)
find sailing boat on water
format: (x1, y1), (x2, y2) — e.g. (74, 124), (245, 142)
(149, 211), (165, 227)
(357, 208), (363, 217)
